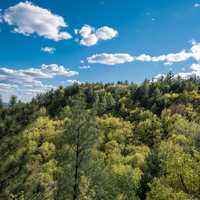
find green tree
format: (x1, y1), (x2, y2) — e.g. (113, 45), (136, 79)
(62, 98), (98, 200)
(0, 96), (3, 110)
(9, 96), (17, 107)
(147, 139), (200, 200)
(134, 113), (161, 147)
(0, 117), (63, 199)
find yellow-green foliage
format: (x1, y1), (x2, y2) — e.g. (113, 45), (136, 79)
(1, 76), (200, 199)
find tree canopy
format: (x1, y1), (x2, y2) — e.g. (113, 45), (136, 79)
(1, 75), (200, 199)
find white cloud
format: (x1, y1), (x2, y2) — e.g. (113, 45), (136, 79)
(0, 64), (78, 102)
(67, 80), (82, 85)
(79, 25), (94, 38)
(136, 43), (200, 64)
(135, 51), (192, 63)
(153, 74), (166, 81)
(3, 1), (72, 41)
(41, 47), (56, 54)
(175, 71), (199, 79)
(194, 3), (200, 8)
(74, 29), (79, 34)
(80, 34), (98, 46)
(87, 42), (200, 66)
(0, 64), (78, 80)
(77, 24), (118, 46)
(135, 54), (152, 62)
(160, 51), (191, 62)
(0, 80), (55, 102)
(95, 26), (118, 40)
(0, 83), (18, 91)
(155, 63), (200, 81)
(164, 62), (173, 66)
(190, 63), (200, 71)
(40, 64), (79, 77)
(87, 53), (134, 65)
(178, 63), (200, 78)
(78, 65), (91, 69)
(190, 42), (200, 61)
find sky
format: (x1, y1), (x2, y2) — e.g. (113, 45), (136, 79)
(1, 0), (200, 102)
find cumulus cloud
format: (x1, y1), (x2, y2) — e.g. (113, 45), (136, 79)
(3, 1), (72, 41)
(80, 34), (98, 46)
(157, 51), (191, 62)
(135, 51), (192, 63)
(154, 63), (200, 81)
(144, 43), (200, 64)
(76, 24), (118, 46)
(87, 53), (134, 65)
(135, 43), (200, 64)
(135, 54), (152, 62)
(87, 42), (200, 66)
(87, 49), (193, 66)
(95, 26), (118, 40)
(0, 64), (78, 102)
(190, 42), (200, 61)
(67, 80), (82, 85)
(79, 25), (94, 38)
(41, 47), (56, 54)
(41, 64), (79, 77)
(176, 63), (200, 78)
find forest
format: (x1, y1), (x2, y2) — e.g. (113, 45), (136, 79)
(0, 73), (200, 200)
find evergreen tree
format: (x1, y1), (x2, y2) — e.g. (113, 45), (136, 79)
(9, 96), (17, 107)
(63, 97), (98, 200)
(0, 96), (3, 109)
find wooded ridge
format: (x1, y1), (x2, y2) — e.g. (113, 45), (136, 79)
(1, 74), (200, 200)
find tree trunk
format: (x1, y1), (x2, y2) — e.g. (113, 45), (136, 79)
(73, 129), (80, 200)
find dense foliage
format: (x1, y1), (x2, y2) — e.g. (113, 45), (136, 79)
(1, 74), (200, 199)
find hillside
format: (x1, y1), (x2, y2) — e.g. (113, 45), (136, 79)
(1, 74), (200, 200)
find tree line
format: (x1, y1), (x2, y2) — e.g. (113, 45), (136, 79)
(0, 73), (200, 199)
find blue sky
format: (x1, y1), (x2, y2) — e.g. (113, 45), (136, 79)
(1, 0), (200, 102)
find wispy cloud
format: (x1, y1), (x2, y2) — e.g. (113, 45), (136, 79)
(0, 64), (78, 80)
(194, 3), (200, 8)
(78, 65), (91, 69)
(3, 1), (72, 41)
(41, 47), (56, 54)
(76, 24), (118, 46)
(0, 64), (78, 102)
(0, 83), (18, 92)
